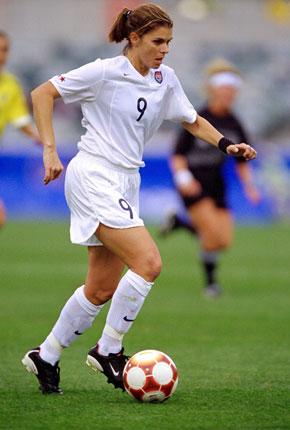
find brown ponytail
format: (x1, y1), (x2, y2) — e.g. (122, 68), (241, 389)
(108, 3), (173, 45)
(108, 8), (132, 43)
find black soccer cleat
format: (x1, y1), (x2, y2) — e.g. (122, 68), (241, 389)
(22, 347), (63, 395)
(86, 345), (129, 391)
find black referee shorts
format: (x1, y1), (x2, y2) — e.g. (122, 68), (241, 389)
(179, 168), (228, 209)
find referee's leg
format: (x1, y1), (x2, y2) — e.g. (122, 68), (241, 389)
(188, 198), (233, 251)
(187, 198), (234, 296)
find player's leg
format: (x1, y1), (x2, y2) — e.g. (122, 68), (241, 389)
(188, 198), (233, 296)
(22, 246), (124, 394)
(87, 224), (162, 389)
(40, 246), (124, 361)
(84, 245), (125, 304)
(0, 199), (6, 228)
(96, 223), (162, 281)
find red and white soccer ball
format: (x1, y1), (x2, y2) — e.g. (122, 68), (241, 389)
(123, 350), (178, 403)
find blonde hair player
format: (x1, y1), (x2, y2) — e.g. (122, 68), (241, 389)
(22, 5), (256, 395)
(161, 58), (260, 297)
(0, 31), (40, 228)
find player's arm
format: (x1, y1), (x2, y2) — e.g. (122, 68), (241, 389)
(182, 115), (257, 160)
(235, 162), (260, 204)
(31, 81), (64, 185)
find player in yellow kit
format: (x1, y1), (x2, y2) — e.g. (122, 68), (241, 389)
(0, 30), (40, 227)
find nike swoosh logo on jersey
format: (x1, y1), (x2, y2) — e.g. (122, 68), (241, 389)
(109, 363), (120, 377)
(74, 330), (83, 335)
(123, 73), (130, 77)
(123, 316), (135, 322)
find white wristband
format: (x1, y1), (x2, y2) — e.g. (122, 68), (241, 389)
(174, 169), (194, 187)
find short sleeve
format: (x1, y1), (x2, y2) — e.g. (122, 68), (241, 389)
(8, 79), (31, 128)
(50, 59), (104, 104)
(165, 72), (197, 124)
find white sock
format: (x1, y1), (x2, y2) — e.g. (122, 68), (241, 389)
(98, 270), (153, 356)
(40, 285), (103, 365)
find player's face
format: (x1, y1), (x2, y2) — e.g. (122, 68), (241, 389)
(208, 84), (238, 110)
(0, 36), (9, 69)
(132, 25), (173, 72)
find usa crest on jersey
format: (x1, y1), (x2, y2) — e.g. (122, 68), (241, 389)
(154, 71), (163, 84)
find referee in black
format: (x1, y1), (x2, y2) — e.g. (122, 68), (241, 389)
(161, 59), (260, 297)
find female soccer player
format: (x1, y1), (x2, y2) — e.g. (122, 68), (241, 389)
(0, 31), (40, 227)
(22, 5), (256, 394)
(161, 59), (260, 297)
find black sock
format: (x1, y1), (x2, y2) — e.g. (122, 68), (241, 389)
(203, 261), (217, 285)
(200, 250), (219, 286)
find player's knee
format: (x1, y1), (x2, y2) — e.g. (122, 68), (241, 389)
(133, 252), (162, 282)
(208, 238), (231, 251)
(202, 235), (228, 251)
(147, 255), (162, 281)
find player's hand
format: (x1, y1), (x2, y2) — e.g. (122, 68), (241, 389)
(43, 147), (64, 185)
(178, 179), (202, 197)
(227, 143), (257, 160)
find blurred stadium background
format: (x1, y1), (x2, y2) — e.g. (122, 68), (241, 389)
(1, 0), (290, 223)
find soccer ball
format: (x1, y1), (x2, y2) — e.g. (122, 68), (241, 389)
(123, 349), (178, 403)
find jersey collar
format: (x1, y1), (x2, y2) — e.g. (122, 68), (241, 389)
(122, 56), (156, 83)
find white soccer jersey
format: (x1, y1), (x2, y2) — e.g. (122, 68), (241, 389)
(50, 55), (197, 169)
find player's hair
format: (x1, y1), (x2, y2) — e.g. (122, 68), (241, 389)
(109, 3), (173, 47)
(204, 58), (241, 77)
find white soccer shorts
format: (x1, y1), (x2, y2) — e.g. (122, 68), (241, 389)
(65, 151), (144, 246)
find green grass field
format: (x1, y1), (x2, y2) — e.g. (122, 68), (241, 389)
(0, 221), (290, 430)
